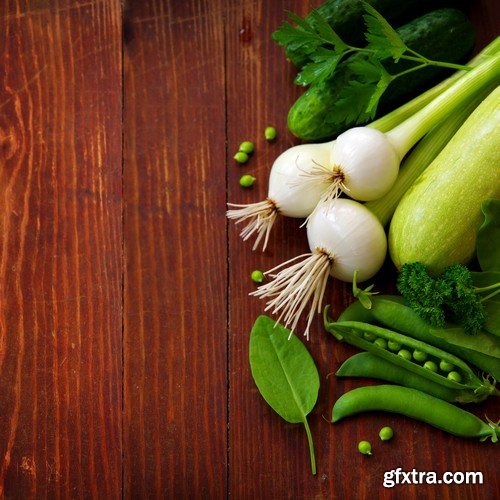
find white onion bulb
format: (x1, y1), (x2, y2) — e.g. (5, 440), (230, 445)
(307, 198), (387, 281)
(330, 127), (400, 201)
(251, 198), (387, 338)
(227, 142), (333, 250)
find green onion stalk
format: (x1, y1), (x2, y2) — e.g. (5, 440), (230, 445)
(365, 82), (497, 226)
(367, 37), (500, 135)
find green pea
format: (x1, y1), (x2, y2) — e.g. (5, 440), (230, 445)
(239, 141), (254, 154)
(251, 270), (264, 283)
(264, 126), (277, 141)
(423, 360), (438, 372)
(397, 349), (412, 361)
(413, 350), (428, 363)
(374, 338), (387, 350)
(239, 174), (256, 188)
(387, 340), (402, 352)
(234, 151), (249, 163)
(379, 426), (394, 441)
(447, 371), (462, 383)
(439, 360), (454, 372)
(358, 440), (372, 455)
(363, 331), (377, 342)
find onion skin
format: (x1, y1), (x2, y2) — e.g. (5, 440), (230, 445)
(330, 128), (399, 201)
(268, 142), (333, 217)
(307, 199), (387, 282)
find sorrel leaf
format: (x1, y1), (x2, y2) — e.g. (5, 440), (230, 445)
(249, 315), (319, 474)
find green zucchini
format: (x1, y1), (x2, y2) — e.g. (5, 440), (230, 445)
(389, 86), (500, 276)
(280, 0), (458, 68)
(287, 8), (475, 141)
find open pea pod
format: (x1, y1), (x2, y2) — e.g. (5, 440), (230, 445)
(324, 309), (498, 402)
(337, 295), (500, 379)
(336, 352), (486, 403)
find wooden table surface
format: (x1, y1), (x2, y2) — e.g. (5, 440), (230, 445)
(0, 0), (498, 498)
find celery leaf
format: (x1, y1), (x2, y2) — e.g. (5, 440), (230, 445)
(362, 1), (406, 61)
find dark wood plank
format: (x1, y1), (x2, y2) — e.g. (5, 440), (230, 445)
(226, 1), (324, 496)
(122, 1), (227, 497)
(0, 0), (122, 497)
(0, 0), (497, 497)
(226, 1), (499, 499)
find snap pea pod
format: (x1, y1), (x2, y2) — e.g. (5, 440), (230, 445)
(337, 296), (500, 379)
(332, 385), (500, 442)
(336, 352), (486, 403)
(324, 312), (498, 399)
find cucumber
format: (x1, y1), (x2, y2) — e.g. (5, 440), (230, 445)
(388, 86), (500, 276)
(287, 8), (475, 141)
(281, 0), (459, 68)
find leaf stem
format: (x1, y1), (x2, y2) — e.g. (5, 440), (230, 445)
(302, 417), (317, 475)
(398, 53), (472, 72)
(476, 282), (500, 294)
(367, 37), (500, 135)
(391, 62), (428, 79)
(479, 286), (500, 303)
(386, 53), (500, 159)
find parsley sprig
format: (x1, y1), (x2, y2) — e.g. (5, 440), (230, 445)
(273, 2), (471, 124)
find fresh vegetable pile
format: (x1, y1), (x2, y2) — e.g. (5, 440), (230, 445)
(282, 7), (476, 140)
(227, 0), (500, 475)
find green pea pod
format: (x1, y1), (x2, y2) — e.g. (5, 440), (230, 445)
(332, 385), (500, 442)
(324, 311), (498, 399)
(337, 296), (500, 379)
(336, 352), (486, 403)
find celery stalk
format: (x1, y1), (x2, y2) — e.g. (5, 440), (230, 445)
(366, 84), (496, 226)
(386, 54), (500, 157)
(368, 37), (500, 134)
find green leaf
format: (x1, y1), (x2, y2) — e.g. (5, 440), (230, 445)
(352, 270), (378, 309)
(369, 71), (392, 112)
(362, 1), (406, 61)
(483, 297), (500, 337)
(286, 10), (317, 34)
(357, 59), (393, 114)
(308, 9), (348, 53)
(348, 56), (384, 82)
(330, 56), (393, 125)
(429, 325), (500, 360)
(295, 48), (342, 86)
(273, 9), (349, 87)
(477, 199), (500, 272)
(331, 79), (376, 125)
(272, 20), (321, 53)
(249, 315), (319, 474)
(471, 271), (500, 337)
(470, 270), (500, 289)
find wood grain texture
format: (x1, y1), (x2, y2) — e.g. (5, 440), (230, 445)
(123, 0), (227, 497)
(0, 0), (498, 498)
(0, 0), (122, 498)
(226, 1), (499, 499)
